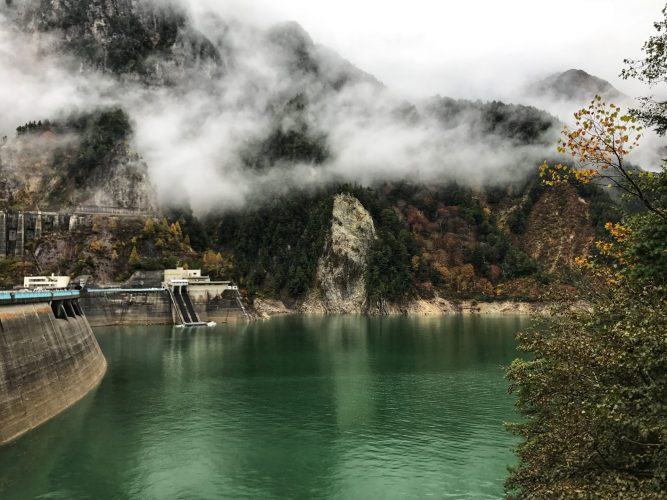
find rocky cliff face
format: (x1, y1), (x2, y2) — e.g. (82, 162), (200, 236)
(303, 193), (376, 313)
(0, 126), (156, 211)
(81, 143), (156, 210)
(8, 0), (221, 83)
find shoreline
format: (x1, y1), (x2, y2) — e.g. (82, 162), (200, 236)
(252, 297), (553, 320)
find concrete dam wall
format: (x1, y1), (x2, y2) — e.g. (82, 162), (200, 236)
(189, 287), (247, 323)
(81, 290), (173, 327)
(81, 289), (247, 326)
(0, 301), (107, 445)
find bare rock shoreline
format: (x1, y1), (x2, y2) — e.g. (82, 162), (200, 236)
(252, 297), (551, 320)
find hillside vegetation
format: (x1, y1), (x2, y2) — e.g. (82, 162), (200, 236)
(0, 0), (628, 311)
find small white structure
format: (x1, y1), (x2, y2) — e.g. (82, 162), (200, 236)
(163, 267), (203, 284)
(24, 274), (71, 290)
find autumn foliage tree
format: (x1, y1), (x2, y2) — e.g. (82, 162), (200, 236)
(540, 95), (666, 221)
(506, 22), (667, 497)
(128, 246), (140, 268)
(622, 4), (667, 135)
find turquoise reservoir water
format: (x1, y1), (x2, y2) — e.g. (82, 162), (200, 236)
(0, 315), (528, 499)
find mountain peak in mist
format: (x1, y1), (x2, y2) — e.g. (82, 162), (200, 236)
(265, 20), (381, 90)
(267, 21), (315, 51)
(529, 68), (625, 103)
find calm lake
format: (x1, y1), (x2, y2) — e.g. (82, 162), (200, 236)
(0, 315), (529, 499)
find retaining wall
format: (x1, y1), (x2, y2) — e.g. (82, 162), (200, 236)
(81, 291), (173, 327)
(0, 303), (107, 445)
(189, 288), (247, 322)
(82, 290), (246, 325)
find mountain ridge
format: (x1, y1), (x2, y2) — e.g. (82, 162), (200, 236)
(0, 1), (627, 308)
(528, 68), (626, 102)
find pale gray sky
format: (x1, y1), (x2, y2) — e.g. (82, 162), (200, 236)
(190, 0), (665, 100)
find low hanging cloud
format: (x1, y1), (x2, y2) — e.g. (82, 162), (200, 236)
(123, 4), (562, 213)
(516, 91), (667, 172)
(0, 1), (660, 215)
(0, 13), (119, 135)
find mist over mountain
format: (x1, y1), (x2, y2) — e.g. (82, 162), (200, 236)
(521, 68), (666, 168)
(0, 0), (568, 213)
(0, 0), (642, 306)
(528, 69), (625, 103)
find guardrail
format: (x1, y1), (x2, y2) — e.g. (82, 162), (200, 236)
(0, 290), (80, 304)
(83, 288), (166, 294)
(73, 206), (154, 216)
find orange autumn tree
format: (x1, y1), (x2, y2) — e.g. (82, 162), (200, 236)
(539, 96), (667, 283)
(506, 95), (667, 496)
(540, 95), (667, 221)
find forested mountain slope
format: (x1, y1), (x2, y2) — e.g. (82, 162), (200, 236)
(0, 0), (628, 310)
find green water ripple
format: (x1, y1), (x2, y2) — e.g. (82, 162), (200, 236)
(0, 314), (528, 500)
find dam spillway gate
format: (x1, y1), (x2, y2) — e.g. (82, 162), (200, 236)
(167, 280), (206, 327)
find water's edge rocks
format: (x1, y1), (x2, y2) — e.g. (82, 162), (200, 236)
(254, 296), (549, 319)
(0, 303), (107, 445)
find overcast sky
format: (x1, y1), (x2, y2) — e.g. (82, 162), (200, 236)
(191, 0), (665, 100)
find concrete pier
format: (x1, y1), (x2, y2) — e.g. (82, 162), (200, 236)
(81, 287), (248, 326)
(0, 212), (6, 258)
(14, 213), (24, 257)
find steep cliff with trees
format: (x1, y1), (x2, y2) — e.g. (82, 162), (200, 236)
(10, 0), (220, 82)
(0, 108), (156, 211)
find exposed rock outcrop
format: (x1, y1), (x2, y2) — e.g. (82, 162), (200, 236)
(81, 144), (157, 211)
(521, 184), (595, 274)
(302, 193), (376, 313)
(8, 0), (221, 83)
(0, 121), (157, 212)
(528, 68), (625, 103)
(253, 298), (293, 319)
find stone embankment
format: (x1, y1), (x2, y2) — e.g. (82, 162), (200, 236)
(0, 303), (107, 445)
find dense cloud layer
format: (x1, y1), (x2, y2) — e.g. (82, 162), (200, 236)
(0, 2), (662, 213)
(0, 15), (113, 136)
(178, 0), (665, 100)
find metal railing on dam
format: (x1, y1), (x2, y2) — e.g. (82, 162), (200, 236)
(73, 206), (155, 216)
(0, 290), (80, 304)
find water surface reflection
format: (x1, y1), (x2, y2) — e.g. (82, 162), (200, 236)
(0, 315), (527, 499)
